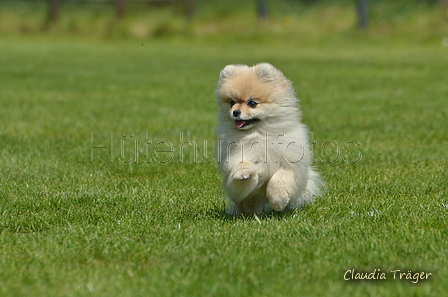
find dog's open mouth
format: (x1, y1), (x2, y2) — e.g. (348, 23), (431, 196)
(235, 118), (259, 129)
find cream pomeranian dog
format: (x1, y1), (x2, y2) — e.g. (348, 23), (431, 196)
(215, 63), (321, 217)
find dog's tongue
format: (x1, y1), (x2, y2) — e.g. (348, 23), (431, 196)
(235, 120), (246, 128)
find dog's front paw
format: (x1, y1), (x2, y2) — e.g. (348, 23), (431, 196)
(225, 163), (259, 201)
(269, 193), (290, 212)
(266, 169), (295, 211)
(232, 166), (253, 181)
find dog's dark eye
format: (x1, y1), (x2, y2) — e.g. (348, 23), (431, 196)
(229, 100), (236, 107)
(247, 100), (258, 109)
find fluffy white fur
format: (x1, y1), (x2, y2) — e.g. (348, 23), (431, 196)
(215, 63), (321, 217)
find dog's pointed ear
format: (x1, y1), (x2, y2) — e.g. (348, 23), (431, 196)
(219, 65), (237, 80)
(255, 63), (279, 81)
(255, 63), (291, 88)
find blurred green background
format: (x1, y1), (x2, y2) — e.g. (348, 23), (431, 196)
(1, 0), (447, 41)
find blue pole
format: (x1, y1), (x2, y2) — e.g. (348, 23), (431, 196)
(358, 0), (368, 28)
(258, 0), (268, 21)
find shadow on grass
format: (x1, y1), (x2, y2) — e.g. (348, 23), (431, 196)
(207, 206), (307, 221)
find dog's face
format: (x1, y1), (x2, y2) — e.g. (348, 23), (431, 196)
(216, 63), (295, 130)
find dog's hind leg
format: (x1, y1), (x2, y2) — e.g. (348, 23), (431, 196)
(228, 195), (268, 217)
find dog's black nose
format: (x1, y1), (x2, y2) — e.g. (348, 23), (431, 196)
(232, 110), (241, 117)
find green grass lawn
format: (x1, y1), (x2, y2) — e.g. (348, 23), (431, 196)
(0, 35), (447, 296)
